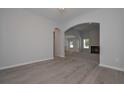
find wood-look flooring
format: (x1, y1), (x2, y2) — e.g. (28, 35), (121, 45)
(0, 53), (124, 84)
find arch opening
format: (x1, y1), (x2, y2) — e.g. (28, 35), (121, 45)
(53, 27), (61, 58)
(64, 22), (100, 64)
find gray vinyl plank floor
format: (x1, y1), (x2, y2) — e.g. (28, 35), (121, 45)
(0, 53), (124, 84)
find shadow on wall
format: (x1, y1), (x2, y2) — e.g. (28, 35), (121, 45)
(65, 22), (100, 55)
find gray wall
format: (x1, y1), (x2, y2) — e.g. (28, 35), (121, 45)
(62, 9), (124, 71)
(0, 9), (56, 69)
(54, 29), (61, 57)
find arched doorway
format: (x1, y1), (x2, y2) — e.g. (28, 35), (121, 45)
(53, 27), (61, 58)
(65, 22), (100, 63)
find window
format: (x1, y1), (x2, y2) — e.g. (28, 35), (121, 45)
(83, 39), (90, 49)
(69, 41), (74, 48)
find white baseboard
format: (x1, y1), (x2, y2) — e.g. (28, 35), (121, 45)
(58, 54), (65, 58)
(99, 64), (124, 72)
(0, 57), (53, 71)
(59, 56), (65, 58)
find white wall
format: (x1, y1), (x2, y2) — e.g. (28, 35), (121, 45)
(120, 10), (124, 68)
(61, 9), (124, 71)
(0, 9), (56, 69)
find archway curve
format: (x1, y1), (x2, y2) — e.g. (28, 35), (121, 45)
(64, 22), (100, 33)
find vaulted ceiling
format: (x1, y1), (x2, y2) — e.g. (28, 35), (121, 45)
(25, 8), (98, 24)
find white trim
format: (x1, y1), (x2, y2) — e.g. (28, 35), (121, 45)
(99, 64), (124, 72)
(0, 57), (53, 71)
(58, 54), (65, 58)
